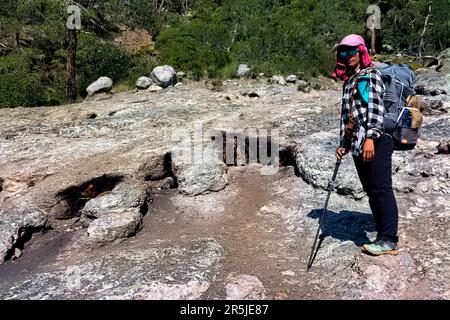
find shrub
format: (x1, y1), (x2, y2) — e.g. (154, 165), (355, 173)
(125, 53), (158, 87)
(0, 51), (45, 108)
(76, 33), (133, 96)
(156, 20), (232, 80)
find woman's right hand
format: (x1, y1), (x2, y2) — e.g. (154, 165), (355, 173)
(335, 147), (347, 160)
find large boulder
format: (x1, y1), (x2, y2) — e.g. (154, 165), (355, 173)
(136, 76), (153, 90)
(172, 143), (228, 196)
(86, 77), (113, 95)
(0, 208), (48, 263)
(415, 68), (450, 100)
(295, 132), (364, 198)
(237, 64), (251, 78)
(87, 209), (142, 246)
(81, 180), (151, 220)
(80, 180), (151, 245)
(150, 65), (177, 88)
(286, 75), (298, 83)
(295, 131), (413, 199)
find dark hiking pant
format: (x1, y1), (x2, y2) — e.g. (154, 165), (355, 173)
(353, 133), (399, 243)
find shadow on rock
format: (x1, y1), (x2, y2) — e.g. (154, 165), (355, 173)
(55, 174), (124, 220)
(307, 209), (375, 246)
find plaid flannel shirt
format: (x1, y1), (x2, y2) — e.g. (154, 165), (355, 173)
(340, 67), (385, 156)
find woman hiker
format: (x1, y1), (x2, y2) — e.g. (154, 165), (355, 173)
(332, 34), (399, 256)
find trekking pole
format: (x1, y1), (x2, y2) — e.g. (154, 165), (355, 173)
(306, 159), (341, 272)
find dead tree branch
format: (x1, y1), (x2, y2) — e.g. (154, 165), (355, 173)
(418, 3), (432, 58)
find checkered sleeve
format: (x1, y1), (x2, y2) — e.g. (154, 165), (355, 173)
(366, 69), (385, 139)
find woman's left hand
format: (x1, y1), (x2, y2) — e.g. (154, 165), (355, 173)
(363, 138), (375, 162)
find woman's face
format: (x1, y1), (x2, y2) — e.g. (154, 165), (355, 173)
(337, 46), (360, 69)
(347, 52), (360, 69)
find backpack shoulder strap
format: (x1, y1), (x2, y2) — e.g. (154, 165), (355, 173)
(352, 68), (373, 105)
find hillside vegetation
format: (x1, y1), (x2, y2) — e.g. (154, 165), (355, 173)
(0, 0), (449, 108)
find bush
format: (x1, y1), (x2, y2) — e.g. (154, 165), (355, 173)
(125, 53), (158, 86)
(44, 68), (67, 106)
(76, 33), (133, 96)
(214, 62), (240, 79)
(0, 51), (46, 108)
(156, 20), (232, 80)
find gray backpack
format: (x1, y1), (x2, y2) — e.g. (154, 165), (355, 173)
(378, 64), (422, 150)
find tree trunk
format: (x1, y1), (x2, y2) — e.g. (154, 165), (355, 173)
(66, 29), (77, 103)
(371, 15), (377, 54)
(227, 22), (239, 52)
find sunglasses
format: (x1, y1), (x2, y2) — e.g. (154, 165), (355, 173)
(338, 49), (358, 59)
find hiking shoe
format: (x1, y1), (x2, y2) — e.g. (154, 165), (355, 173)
(361, 240), (399, 256)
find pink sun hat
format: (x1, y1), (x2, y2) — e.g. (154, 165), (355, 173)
(336, 34), (366, 48)
(336, 34), (373, 68)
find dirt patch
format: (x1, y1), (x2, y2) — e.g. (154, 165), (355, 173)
(4, 225), (53, 262)
(0, 223), (73, 283)
(114, 28), (154, 53)
(137, 165), (309, 299)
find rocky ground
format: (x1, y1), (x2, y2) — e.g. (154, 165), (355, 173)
(0, 61), (449, 299)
